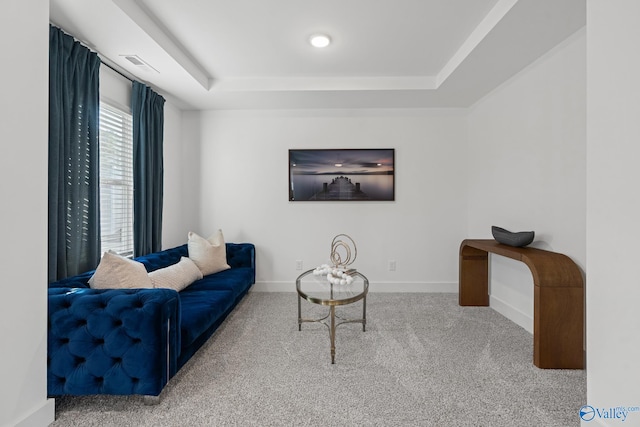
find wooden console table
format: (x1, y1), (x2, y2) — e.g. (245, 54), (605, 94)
(459, 239), (584, 369)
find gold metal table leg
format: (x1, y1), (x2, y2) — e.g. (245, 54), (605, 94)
(330, 305), (336, 364)
(362, 295), (367, 332)
(297, 294), (301, 331)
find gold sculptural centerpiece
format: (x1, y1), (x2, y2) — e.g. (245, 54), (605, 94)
(313, 234), (357, 285)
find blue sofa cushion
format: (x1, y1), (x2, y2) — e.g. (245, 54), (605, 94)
(178, 289), (235, 349)
(187, 267), (255, 298)
(49, 271), (93, 289)
(136, 244), (189, 273)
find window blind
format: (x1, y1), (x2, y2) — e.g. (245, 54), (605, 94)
(99, 102), (134, 256)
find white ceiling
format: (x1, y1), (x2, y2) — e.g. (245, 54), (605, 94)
(49, 0), (585, 110)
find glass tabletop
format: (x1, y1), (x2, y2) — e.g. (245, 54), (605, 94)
(296, 268), (368, 306)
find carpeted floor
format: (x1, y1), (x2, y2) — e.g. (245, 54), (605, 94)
(52, 292), (586, 426)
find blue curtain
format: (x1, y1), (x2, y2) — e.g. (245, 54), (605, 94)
(132, 81), (165, 256)
(48, 26), (101, 282)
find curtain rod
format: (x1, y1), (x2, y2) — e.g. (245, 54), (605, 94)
(100, 60), (134, 83)
(51, 23), (166, 97)
(51, 22), (135, 84)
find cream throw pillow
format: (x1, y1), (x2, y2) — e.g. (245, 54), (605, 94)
(187, 230), (231, 276)
(89, 251), (153, 289)
(149, 257), (203, 292)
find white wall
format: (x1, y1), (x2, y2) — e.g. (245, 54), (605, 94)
(184, 109), (468, 291)
(161, 102), (188, 248)
(586, 2), (640, 425)
(176, 111), (202, 239)
(466, 30), (586, 333)
(0, 1), (55, 426)
(100, 66), (131, 109)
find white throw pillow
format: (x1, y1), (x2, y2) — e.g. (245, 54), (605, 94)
(187, 230), (231, 276)
(149, 257), (203, 292)
(89, 251), (153, 289)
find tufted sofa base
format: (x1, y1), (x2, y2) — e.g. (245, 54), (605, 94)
(48, 243), (255, 397)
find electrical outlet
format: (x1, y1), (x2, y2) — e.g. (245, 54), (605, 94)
(389, 260), (396, 271)
(296, 260), (303, 270)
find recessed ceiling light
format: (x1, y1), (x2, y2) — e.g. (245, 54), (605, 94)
(309, 34), (331, 48)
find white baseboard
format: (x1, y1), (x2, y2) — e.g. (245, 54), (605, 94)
(14, 398), (55, 427)
(252, 281), (457, 293)
(490, 295), (533, 334)
(370, 282), (457, 293)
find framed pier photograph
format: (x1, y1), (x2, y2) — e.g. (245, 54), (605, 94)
(289, 148), (395, 201)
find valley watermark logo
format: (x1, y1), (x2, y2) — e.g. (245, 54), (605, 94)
(580, 405), (640, 422)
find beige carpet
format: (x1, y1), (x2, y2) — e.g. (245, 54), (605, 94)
(52, 292), (586, 426)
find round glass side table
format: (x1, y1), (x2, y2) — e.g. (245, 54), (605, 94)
(296, 268), (368, 363)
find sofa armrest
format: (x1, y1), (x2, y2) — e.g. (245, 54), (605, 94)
(226, 243), (256, 282)
(48, 287), (180, 396)
(226, 243), (256, 270)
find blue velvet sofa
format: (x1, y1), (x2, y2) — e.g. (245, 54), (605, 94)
(47, 242), (255, 397)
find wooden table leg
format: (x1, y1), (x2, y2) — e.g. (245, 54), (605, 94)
(534, 286), (585, 369)
(459, 246), (489, 306)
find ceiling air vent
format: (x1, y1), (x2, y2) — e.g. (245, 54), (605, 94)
(120, 55), (159, 74)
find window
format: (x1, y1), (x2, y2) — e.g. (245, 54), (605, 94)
(99, 102), (134, 256)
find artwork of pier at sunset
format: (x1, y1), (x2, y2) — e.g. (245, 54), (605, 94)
(289, 149), (394, 201)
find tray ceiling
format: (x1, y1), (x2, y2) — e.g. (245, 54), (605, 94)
(50, 0), (585, 110)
